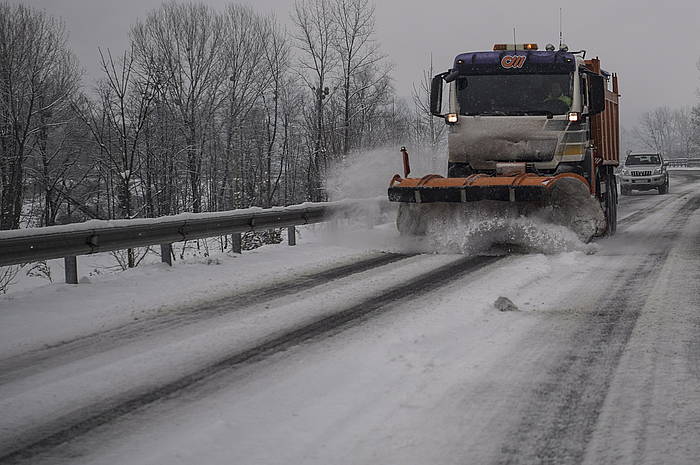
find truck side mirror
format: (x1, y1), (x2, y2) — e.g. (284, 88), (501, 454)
(588, 74), (606, 116)
(430, 75), (444, 116)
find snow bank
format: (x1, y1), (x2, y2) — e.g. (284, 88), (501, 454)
(0, 240), (384, 357)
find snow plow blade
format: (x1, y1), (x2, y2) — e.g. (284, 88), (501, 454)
(389, 173), (585, 204)
(389, 173), (607, 241)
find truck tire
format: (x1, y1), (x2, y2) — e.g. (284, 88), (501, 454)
(620, 186), (630, 196)
(658, 182), (668, 195)
(604, 168), (617, 235)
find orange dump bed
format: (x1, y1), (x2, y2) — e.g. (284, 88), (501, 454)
(585, 58), (620, 166)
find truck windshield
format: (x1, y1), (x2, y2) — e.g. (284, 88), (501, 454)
(626, 154), (660, 165)
(455, 74), (573, 116)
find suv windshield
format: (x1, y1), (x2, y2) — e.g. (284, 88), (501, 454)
(626, 154), (661, 165)
(455, 73), (573, 116)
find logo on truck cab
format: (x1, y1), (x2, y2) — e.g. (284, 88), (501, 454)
(501, 55), (526, 69)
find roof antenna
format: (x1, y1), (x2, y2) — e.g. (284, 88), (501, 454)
(559, 8), (563, 48)
(513, 27), (517, 49)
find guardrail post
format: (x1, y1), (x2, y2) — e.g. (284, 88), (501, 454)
(232, 233), (242, 254)
(160, 243), (173, 266)
(287, 226), (296, 246)
(64, 256), (78, 284)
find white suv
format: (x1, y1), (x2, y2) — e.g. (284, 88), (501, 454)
(620, 152), (669, 195)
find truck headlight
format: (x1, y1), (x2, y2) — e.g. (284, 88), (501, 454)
(652, 167), (661, 175)
(621, 168), (629, 175)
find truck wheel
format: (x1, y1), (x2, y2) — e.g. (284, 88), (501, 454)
(604, 169), (617, 235)
(620, 187), (630, 196)
(658, 182), (668, 195)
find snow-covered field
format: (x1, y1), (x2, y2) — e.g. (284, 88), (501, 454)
(1, 171), (699, 464)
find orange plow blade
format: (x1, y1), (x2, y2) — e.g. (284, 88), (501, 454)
(388, 173), (591, 204)
(389, 173), (607, 242)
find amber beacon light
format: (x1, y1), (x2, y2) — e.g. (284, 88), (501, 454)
(493, 43), (538, 51)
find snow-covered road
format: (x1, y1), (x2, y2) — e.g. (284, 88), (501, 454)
(1, 171), (699, 465)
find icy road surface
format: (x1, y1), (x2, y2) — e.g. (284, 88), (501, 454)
(1, 171), (699, 465)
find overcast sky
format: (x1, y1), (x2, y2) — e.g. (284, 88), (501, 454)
(17, 0), (700, 128)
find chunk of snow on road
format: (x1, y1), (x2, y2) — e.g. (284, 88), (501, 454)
(494, 296), (519, 312)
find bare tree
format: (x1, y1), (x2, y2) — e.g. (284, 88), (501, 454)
(75, 48), (157, 266)
(635, 106), (699, 158)
(412, 55), (446, 155)
(692, 104), (700, 150)
(259, 16), (291, 207)
(278, 75), (305, 205)
(331, 0), (387, 155)
(28, 52), (84, 227)
(218, 5), (267, 209)
(671, 107), (696, 158)
(292, 0), (337, 201)
(634, 107), (675, 156)
(350, 65), (392, 148)
(31, 104), (83, 226)
(0, 0), (440, 238)
(131, 3), (225, 213)
(0, 4), (80, 229)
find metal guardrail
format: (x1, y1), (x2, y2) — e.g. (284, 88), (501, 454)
(0, 198), (392, 283)
(667, 158), (700, 167)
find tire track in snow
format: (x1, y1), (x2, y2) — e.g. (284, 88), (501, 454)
(0, 254), (504, 464)
(684, 228), (700, 382)
(618, 191), (685, 227)
(495, 257), (658, 465)
(581, 199), (700, 465)
(492, 193), (700, 465)
(0, 252), (411, 385)
(617, 172), (700, 227)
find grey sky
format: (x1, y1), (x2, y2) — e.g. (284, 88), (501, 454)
(18, 0), (700, 128)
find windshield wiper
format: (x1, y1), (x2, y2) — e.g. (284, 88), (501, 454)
(462, 111), (508, 116)
(462, 110), (554, 118)
(524, 110), (554, 118)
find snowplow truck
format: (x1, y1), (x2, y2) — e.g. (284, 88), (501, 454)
(389, 43), (620, 241)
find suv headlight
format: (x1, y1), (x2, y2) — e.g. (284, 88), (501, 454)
(621, 167), (629, 175)
(652, 167), (662, 175)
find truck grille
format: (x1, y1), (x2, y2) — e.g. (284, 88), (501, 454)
(631, 170), (652, 176)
